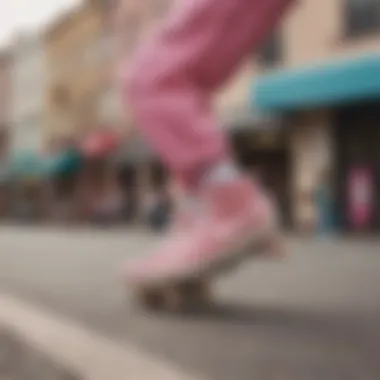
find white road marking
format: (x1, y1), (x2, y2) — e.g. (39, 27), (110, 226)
(0, 293), (204, 380)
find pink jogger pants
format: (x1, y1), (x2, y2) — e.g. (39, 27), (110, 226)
(124, 0), (294, 189)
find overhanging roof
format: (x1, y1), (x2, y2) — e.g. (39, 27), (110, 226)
(252, 54), (380, 112)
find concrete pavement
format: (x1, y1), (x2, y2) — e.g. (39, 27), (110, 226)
(0, 227), (379, 379)
(0, 294), (203, 380)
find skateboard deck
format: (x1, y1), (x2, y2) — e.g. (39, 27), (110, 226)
(132, 232), (285, 312)
(134, 278), (211, 312)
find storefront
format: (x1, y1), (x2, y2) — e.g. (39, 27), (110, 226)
(221, 106), (292, 227)
(334, 103), (380, 233)
(253, 53), (380, 233)
(4, 151), (50, 221)
(114, 134), (170, 224)
(232, 127), (292, 227)
(45, 148), (83, 222)
(78, 129), (121, 222)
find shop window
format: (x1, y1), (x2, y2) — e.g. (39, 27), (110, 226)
(257, 31), (282, 67)
(344, 0), (380, 37)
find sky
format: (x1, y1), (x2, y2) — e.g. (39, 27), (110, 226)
(0, 0), (81, 48)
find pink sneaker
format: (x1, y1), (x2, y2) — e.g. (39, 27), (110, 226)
(122, 198), (200, 284)
(179, 177), (280, 275)
(168, 197), (201, 232)
(124, 177), (281, 286)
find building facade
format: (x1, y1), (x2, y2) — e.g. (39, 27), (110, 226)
(0, 50), (11, 158)
(251, 0), (380, 233)
(45, 0), (112, 147)
(9, 34), (46, 155)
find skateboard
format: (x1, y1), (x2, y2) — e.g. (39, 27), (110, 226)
(132, 232), (285, 312)
(134, 278), (212, 312)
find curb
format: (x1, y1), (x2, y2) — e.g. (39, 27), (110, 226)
(0, 293), (203, 380)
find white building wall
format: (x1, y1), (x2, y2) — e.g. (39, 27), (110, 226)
(9, 33), (46, 154)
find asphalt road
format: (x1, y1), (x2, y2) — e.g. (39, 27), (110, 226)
(0, 227), (379, 379)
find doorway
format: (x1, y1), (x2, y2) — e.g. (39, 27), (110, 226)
(335, 103), (380, 233)
(232, 130), (291, 228)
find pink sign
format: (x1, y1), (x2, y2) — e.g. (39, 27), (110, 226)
(347, 167), (373, 229)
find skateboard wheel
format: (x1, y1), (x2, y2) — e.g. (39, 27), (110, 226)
(136, 288), (164, 310)
(178, 280), (212, 309)
(187, 281), (211, 303)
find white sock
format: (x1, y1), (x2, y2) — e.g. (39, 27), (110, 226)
(203, 161), (241, 184)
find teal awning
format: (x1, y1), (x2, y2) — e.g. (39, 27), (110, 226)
(45, 149), (82, 176)
(9, 151), (48, 179)
(4, 149), (82, 181)
(252, 54), (380, 112)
